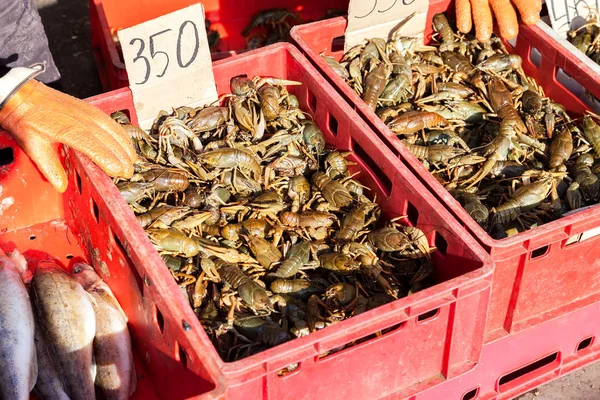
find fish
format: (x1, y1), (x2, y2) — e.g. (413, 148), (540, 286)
(73, 262), (137, 400)
(32, 260), (96, 400)
(0, 254), (37, 400)
(33, 319), (70, 400)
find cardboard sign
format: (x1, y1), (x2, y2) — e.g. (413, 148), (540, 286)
(345, 0), (430, 50)
(547, 0), (599, 35)
(118, 4), (218, 129)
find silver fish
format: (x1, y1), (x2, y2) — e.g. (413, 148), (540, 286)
(73, 263), (137, 400)
(32, 260), (96, 400)
(0, 255), (37, 400)
(33, 318), (70, 400)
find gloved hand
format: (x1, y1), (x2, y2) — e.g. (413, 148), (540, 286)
(456, 0), (542, 42)
(0, 80), (136, 193)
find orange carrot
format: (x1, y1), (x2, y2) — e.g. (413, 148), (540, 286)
(490, 0), (519, 40)
(456, 0), (473, 34)
(512, 0), (542, 25)
(471, 0), (493, 42)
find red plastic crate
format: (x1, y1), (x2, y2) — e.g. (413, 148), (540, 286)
(0, 123), (224, 398)
(291, 1), (600, 343)
(3, 43), (495, 399)
(404, 299), (600, 400)
(89, 0), (349, 90)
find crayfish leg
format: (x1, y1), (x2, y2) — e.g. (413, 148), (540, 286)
(464, 159), (497, 189)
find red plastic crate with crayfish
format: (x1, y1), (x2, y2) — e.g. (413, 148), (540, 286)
(291, 0), (600, 343)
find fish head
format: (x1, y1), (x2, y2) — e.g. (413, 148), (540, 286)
(72, 262), (101, 290)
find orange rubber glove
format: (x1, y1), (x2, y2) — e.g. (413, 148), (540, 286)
(0, 80), (136, 193)
(456, 0), (542, 42)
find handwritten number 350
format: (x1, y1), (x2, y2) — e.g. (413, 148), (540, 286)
(356, 0), (415, 19)
(130, 20), (200, 85)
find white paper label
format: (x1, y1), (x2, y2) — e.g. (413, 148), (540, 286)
(547, 0), (599, 35)
(345, 0), (430, 50)
(118, 4), (218, 129)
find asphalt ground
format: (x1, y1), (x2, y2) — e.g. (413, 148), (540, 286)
(36, 0), (103, 98)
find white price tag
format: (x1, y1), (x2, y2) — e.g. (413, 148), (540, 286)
(345, 0), (430, 51)
(118, 4), (218, 129)
(547, 0), (599, 35)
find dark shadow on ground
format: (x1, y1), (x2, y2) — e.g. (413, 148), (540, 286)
(36, 0), (103, 98)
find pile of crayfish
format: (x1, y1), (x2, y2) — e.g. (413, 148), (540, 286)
(329, 12), (600, 238)
(568, 9), (600, 65)
(243, 8), (345, 50)
(112, 75), (435, 362)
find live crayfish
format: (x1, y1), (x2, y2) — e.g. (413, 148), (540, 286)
(331, 11), (600, 237)
(113, 73), (436, 362)
(242, 8), (345, 51)
(567, 8), (600, 66)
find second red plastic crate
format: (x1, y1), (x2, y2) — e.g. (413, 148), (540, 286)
(89, 0), (350, 90)
(69, 43), (494, 399)
(291, 1), (600, 343)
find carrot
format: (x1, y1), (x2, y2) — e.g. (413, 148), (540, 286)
(490, 0), (519, 40)
(471, 0), (493, 42)
(512, 0), (542, 25)
(456, 0), (473, 34)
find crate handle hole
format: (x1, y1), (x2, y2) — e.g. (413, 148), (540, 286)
(112, 231), (127, 257)
(330, 35), (345, 53)
(91, 199), (100, 224)
(417, 308), (439, 323)
(328, 113), (338, 137)
(564, 233), (582, 247)
(498, 352), (559, 390)
(29, 235), (36, 241)
(176, 341), (188, 369)
(316, 321), (406, 362)
(406, 201), (419, 226)
(556, 68), (585, 98)
(382, 321), (405, 334)
(66, 254), (73, 260)
(577, 336), (594, 352)
(531, 245), (549, 259)
(155, 305), (165, 335)
(111, 231), (144, 293)
(307, 88), (317, 112)
(434, 232), (448, 256)
(75, 171), (82, 194)
(351, 139), (392, 197)
(0, 147), (14, 166)
(277, 362), (301, 378)
(564, 226), (600, 247)
(529, 45), (542, 68)
(462, 387), (479, 400)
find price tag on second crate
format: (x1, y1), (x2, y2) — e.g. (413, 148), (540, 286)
(118, 4), (218, 129)
(345, 0), (430, 50)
